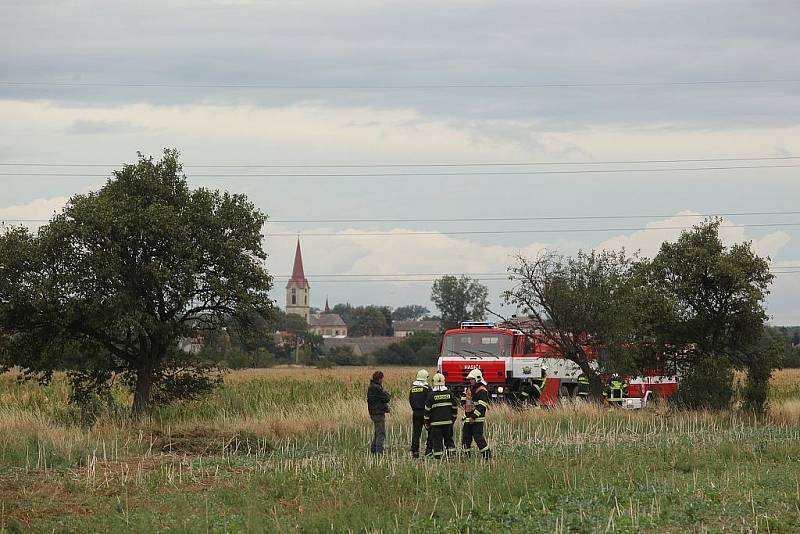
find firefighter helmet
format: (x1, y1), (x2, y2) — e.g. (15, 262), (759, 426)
(416, 369), (429, 382)
(466, 369), (483, 382)
(432, 373), (446, 386)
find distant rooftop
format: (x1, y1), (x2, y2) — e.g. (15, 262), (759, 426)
(392, 319), (441, 332)
(310, 313), (347, 327)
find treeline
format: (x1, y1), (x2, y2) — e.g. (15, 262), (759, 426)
(198, 309), (441, 370)
(327, 303), (437, 337)
(771, 326), (800, 368)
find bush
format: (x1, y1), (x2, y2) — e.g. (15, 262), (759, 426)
(325, 346), (368, 366)
(673, 356), (734, 410)
(783, 347), (800, 368)
(373, 332), (439, 366)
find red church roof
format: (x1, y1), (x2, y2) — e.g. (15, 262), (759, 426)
(287, 239), (309, 289)
(290, 240), (306, 281)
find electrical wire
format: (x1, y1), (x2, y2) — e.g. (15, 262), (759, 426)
(1, 163), (799, 177)
(5, 209), (800, 224)
(1, 155), (798, 168)
(263, 222), (800, 237)
(1, 79), (799, 89)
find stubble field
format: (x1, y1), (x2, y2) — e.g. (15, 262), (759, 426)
(1, 367), (800, 533)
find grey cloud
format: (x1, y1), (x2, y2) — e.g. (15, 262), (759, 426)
(66, 119), (151, 135)
(2, 1), (799, 128)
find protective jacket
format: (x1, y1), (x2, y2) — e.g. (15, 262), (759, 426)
(462, 383), (490, 423)
(533, 371), (548, 394)
(604, 379), (627, 402)
(367, 380), (391, 415)
(424, 386), (459, 426)
(577, 373), (590, 397)
(408, 381), (430, 415)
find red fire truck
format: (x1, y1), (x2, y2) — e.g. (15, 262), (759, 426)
(436, 321), (678, 408)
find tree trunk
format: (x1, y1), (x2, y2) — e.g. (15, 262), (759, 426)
(589, 374), (604, 401)
(575, 358), (604, 402)
(132, 362), (155, 414)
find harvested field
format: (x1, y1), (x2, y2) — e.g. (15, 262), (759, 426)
(1, 367), (799, 532)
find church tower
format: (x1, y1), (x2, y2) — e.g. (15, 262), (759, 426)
(285, 239), (310, 323)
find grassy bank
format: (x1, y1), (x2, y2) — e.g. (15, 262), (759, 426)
(1, 368), (800, 532)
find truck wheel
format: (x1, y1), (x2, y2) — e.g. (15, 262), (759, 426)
(559, 385), (570, 399)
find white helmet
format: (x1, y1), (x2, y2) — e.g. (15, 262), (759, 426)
(416, 369), (429, 382)
(466, 369), (483, 382)
(432, 373), (446, 386)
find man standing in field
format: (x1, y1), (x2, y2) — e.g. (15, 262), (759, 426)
(423, 373), (458, 458)
(409, 369), (433, 458)
(461, 369), (492, 459)
(367, 370), (391, 455)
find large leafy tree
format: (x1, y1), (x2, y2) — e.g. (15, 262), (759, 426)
(330, 303), (393, 336)
(431, 276), (489, 331)
(0, 149), (272, 413)
(642, 219), (774, 409)
(349, 305), (393, 337)
(503, 250), (656, 398)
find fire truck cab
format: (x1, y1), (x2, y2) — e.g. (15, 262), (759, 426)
(436, 321), (585, 406)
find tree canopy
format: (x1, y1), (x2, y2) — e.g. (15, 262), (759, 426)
(503, 249), (646, 397)
(0, 149), (273, 412)
(430, 276), (489, 330)
(391, 305), (431, 321)
(331, 303), (393, 336)
(503, 219), (778, 409)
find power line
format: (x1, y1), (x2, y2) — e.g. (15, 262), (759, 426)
(4, 221), (800, 235)
(264, 222), (800, 237)
(1, 156), (798, 168)
(1, 163), (799, 178)
(1, 79), (799, 89)
(275, 268), (800, 278)
(269, 211), (800, 224)
(272, 272), (800, 283)
(5, 209), (800, 225)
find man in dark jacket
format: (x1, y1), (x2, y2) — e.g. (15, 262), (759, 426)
(367, 370), (391, 455)
(423, 373), (459, 458)
(409, 369), (432, 458)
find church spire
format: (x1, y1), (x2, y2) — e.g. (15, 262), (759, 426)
(324, 296), (330, 313)
(289, 238), (307, 284)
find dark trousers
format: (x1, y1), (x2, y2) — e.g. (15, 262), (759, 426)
(429, 424), (455, 458)
(462, 421), (490, 456)
(411, 413), (432, 456)
(370, 414), (386, 454)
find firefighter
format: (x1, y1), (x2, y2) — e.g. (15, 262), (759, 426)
(423, 373), (458, 458)
(533, 365), (548, 404)
(576, 372), (590, 400)
(461, 369), (492, 459)
(409, 369), (433, 458)
(604, 373), (627, 406)
(367, 370), (391, 455)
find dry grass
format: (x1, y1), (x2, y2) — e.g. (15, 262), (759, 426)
(1, 367), (799, 531)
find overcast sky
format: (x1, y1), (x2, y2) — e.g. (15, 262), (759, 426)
(2, 0), (799, 323)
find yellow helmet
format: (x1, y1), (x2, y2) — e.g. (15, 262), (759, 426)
(416, 369), (429, 382)
(466, 369), (483, 382)
(432, 373), (446, 386)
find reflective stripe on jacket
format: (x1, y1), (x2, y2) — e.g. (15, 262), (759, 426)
(424, 388), (459, 426)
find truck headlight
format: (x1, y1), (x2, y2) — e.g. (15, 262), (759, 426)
(497, 386), (504, 393)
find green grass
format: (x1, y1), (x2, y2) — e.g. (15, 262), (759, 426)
(2, 368), (800, 532)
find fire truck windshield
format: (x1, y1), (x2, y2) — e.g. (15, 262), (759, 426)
(442, 332), (511, 358)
